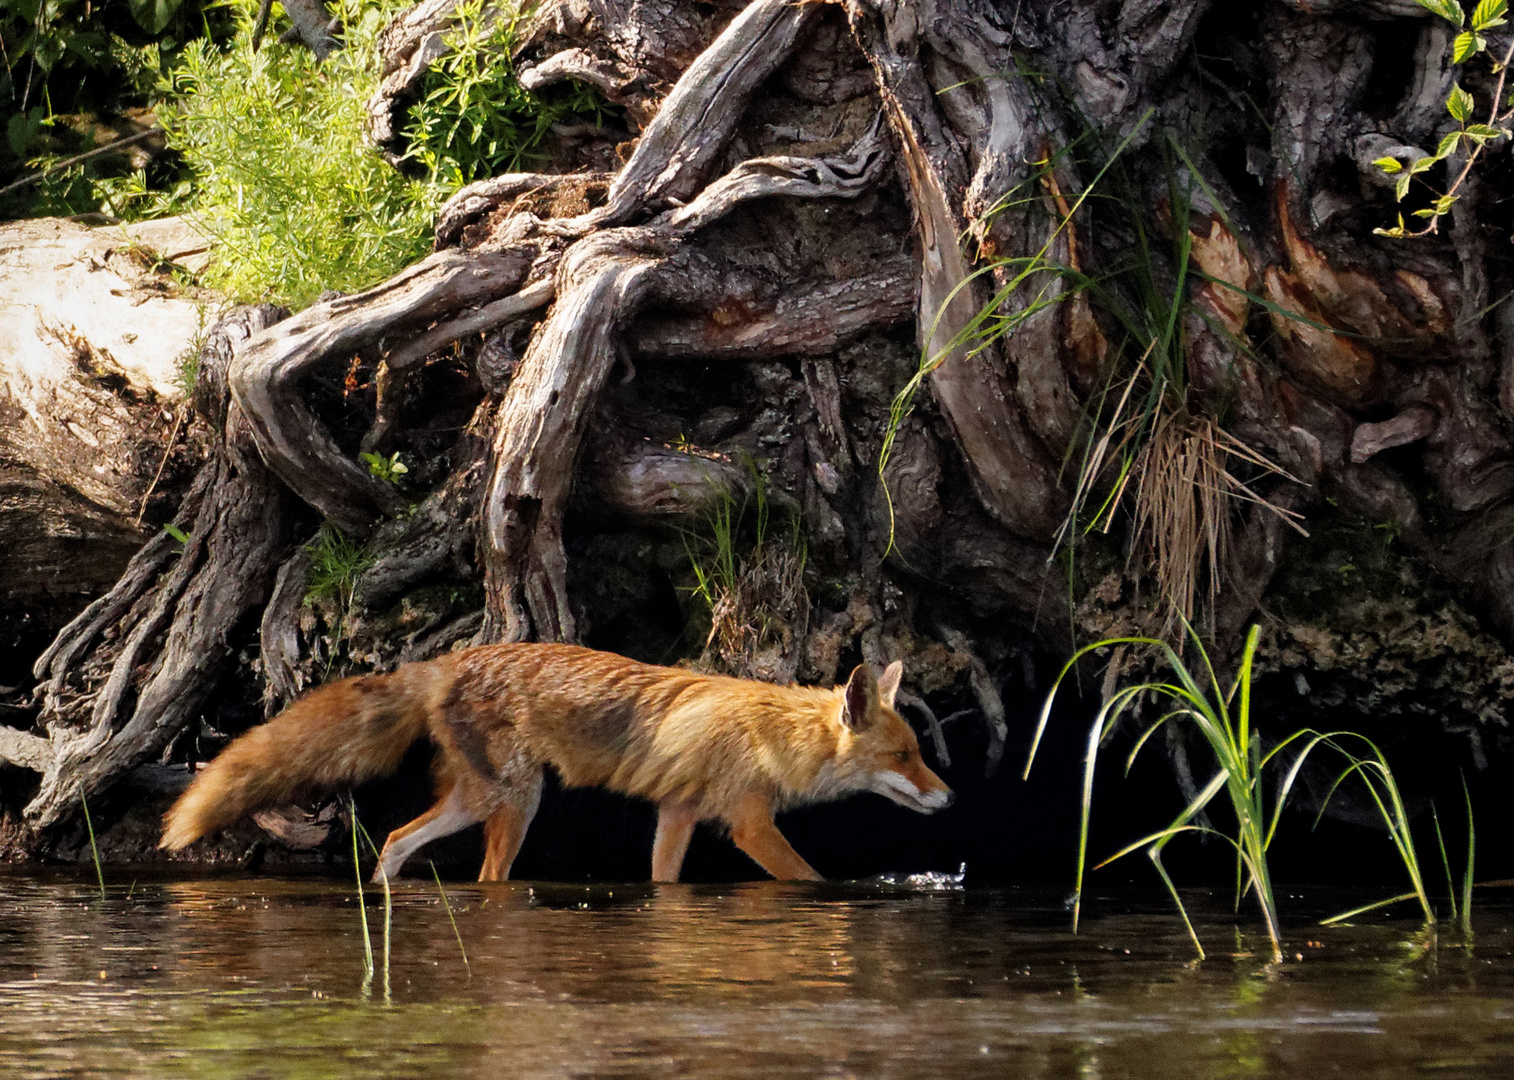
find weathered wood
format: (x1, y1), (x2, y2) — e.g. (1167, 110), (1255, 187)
(228, 248), (534, 536)
(18, 0), (1514, 854)
(19, 307), (296, 830)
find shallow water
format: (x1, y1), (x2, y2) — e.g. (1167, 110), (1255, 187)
(2, 871), (1511, 1079)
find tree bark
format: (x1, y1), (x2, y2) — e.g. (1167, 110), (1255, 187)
(7, 0), (1514, 852)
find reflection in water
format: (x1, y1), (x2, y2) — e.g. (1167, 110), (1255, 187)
(1, 872), (1512, 1079)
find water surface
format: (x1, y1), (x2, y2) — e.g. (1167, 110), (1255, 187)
(2, 871), (1511, 1078)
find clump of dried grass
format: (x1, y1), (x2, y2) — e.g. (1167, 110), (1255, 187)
(687, 478), (809, 682)
(1058, 359), (1305, 642)
(703, 540), (810, 683)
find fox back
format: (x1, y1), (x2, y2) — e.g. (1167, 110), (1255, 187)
(435, 644), (952, 818)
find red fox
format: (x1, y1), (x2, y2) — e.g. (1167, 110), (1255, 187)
(160, 643), (954, 882)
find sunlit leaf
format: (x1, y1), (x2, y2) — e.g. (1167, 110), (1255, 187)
(1436, 131), (1462, 158)
(1415, 0), (1466, 24)
(1452, 31), (1483, 63)
(1447, 83), (1475, 122)
(1373, 156), (1403, 174)
(1471, 0), (1508, 31)
(1395, 172), (1413, 201)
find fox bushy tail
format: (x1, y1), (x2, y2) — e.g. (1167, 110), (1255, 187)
(160, 663), (445, 850)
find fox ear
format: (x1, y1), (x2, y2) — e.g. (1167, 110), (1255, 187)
(876, 661), (903, 709)
(841, 663), (880, 731)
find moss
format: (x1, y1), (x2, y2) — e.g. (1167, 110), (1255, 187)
(1257, 503), (1514, 757)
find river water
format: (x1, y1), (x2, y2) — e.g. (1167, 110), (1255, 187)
(1, 871), (1511, 1078)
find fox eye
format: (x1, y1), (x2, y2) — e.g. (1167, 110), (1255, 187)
(894, 749), (911, 764)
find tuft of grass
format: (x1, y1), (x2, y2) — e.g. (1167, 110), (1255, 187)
(1027, 623), (1437, 963)
(683, 467), (808, 676)
(350, 796), (375, 986)
(879, 119), (1309, 642)
(305, 524), (374, 608)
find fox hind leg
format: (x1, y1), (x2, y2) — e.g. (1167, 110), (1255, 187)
(651, 798), (701, 883)
(374, 782), (482, 882)
(478, 767), (543, 882)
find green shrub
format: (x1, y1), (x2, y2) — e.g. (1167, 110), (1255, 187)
(401, 0), (614, 188)
(161, 0), (439, 305)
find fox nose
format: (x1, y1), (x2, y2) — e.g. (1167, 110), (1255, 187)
(940, 789), (956, 810)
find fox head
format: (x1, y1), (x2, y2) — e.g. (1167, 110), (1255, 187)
(837, 661), (954, 814)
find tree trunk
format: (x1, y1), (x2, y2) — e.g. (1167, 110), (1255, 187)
(5, 0), (1514, 852)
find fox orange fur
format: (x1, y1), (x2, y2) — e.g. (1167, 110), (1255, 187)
(160, 643), (954, 882)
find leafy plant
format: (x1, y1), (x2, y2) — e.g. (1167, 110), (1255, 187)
(1026, 623), (1438, 963)
(161, 0), (438, 305)
(1, 1), (234, 215)
(1372, 0), (1512, 237)
(360, 450), (408, 484)
(401, 0), (616, 188)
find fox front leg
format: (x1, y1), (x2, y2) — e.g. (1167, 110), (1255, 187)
(725, 794), (822, 882)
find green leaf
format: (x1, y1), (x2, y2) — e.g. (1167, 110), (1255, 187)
(127, 0), (182, 35)
(1464, 123), (1509, 138)
(1472, 0), (1508, 31)
(1447, 83), (1476, 122)
(1395, 172), (1413, 201)
(1373, 155), (1404, 174)
(1436, 131), (1463, 158)
(1452, 31), (1483, 62)
(1416, 0), (1466, 24)
(163, 524), (190, 544)
(1409, 155), (1438, 173)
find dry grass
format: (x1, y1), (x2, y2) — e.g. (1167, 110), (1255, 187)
(702, 541), (810, 683)
(1057, 358), (1305, 641)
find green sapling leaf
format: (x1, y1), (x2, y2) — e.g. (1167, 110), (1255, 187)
(1373, 156), (1403, 174)
(1472, 0), (1508, 32)
(1447, 83), (1475, 122)
(1417, 0), (1465, 25)
(1452, 31), (1483, 63)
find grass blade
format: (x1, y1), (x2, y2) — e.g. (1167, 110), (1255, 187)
(1321, 891), (1422, 925)
(1432, 803), (1458, 923)
(1148, 846), (1204, 961)
(350, 796), (374, 985)
(79, 785), (106, 903)
(1460, 775), (1475, 937)
(431, 860), (472, 977)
